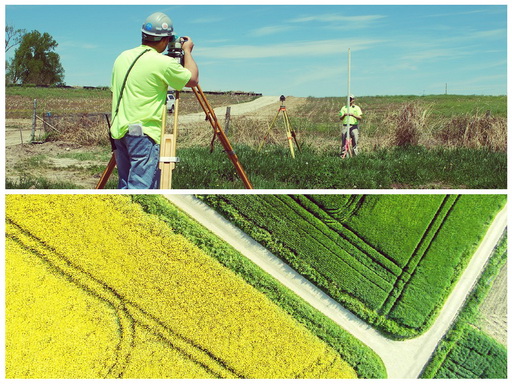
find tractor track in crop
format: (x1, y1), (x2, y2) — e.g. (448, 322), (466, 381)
(6, 217), (243, 379)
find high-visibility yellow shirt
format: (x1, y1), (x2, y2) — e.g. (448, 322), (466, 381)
(110, 45), (191, 144)
(339, 105), (363, 126)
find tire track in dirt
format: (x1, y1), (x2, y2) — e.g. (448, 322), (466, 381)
(177, 95), (280, 125)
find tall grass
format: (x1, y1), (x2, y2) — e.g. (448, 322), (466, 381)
(437, 113), (507, 151)
(171, 145), (506, 189)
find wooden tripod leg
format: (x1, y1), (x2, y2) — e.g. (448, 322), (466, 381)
(96, 152), (116, 189)
(159, 133), (175, 189)
(283, 110), (301, 153)
(258, 109), (280, 151)
(96, 114), (117, 189)
(282, 111), (295, 158)
(192, 85), (253, 189)
(159, 92), (180, 189)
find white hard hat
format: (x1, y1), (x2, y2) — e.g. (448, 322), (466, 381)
(141, 12), (174, 41)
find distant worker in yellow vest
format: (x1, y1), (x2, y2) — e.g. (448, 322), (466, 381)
(110, 12), (199, 189)
(339, 95), (363, 156)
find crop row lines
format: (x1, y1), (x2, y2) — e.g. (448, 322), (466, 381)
(379, 195), (459, 318)
(276, 196), (395, 290)
(306, 194), (458, 320)
(307, 195), (365, 221)
(292, 195), (402, 277)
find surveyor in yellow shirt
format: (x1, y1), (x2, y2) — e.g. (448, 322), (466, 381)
(339, 95), (363, 156)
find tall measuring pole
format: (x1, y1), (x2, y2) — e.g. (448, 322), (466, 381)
(346, 48), (351, 125)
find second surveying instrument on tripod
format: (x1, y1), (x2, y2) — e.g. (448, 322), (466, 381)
(105, 11), (198, 189)
(259, 95), (301, 158)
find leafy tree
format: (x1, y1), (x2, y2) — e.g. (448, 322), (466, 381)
(5, 24), (26, 52)
(5, 24), (26, 85)
(9, 30), (64, 85)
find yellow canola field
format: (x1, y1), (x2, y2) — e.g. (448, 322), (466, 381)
(6, 194), (357, 379)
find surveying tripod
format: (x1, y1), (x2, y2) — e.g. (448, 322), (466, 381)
(96, 85), (253, 189)
(258, 95), (301, 158)
(159, 85), (253, 189)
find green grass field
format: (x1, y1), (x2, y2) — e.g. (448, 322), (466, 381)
(5, 87), (507, 189)
(200, 194), (506, 339)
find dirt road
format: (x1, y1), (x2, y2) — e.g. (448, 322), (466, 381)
(164, 194), (507, 379)
(178, 95), (281, 124)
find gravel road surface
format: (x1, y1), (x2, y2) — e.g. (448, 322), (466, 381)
(177, 95), (279, 124)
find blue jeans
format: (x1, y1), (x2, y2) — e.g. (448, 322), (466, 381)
(114, 133), (160, 189)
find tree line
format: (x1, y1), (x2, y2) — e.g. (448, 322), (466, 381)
(5, 25), (64, 86)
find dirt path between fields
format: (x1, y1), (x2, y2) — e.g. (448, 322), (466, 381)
(178, 95), (282, 124)
(163, 194), (507, 379)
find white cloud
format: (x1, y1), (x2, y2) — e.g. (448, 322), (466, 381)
(190, 16), (225, 24)
(401, 48), (467, 63)
(59, 40), (99, 50)
(196, 38), (385, 60)
(289, 14), (386, 24)
(249, 25), (295, 37)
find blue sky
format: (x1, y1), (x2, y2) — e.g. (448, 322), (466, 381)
(4, 3), (507, 97)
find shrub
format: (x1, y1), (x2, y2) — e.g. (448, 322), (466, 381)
(390, 102), (430, 147)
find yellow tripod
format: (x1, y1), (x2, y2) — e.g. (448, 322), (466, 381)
(159, 85), (253, 189)
(258, 95), (301, 158)
(158, 90), (180, 189)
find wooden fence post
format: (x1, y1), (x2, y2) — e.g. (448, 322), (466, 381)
(31, 99), (37, 143)
(225, 106), (231, 135)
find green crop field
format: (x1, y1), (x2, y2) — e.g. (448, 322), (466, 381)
(200, 194), (506, 339)
(421, 234), (507, 379)
(431, 326), (507, 378)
